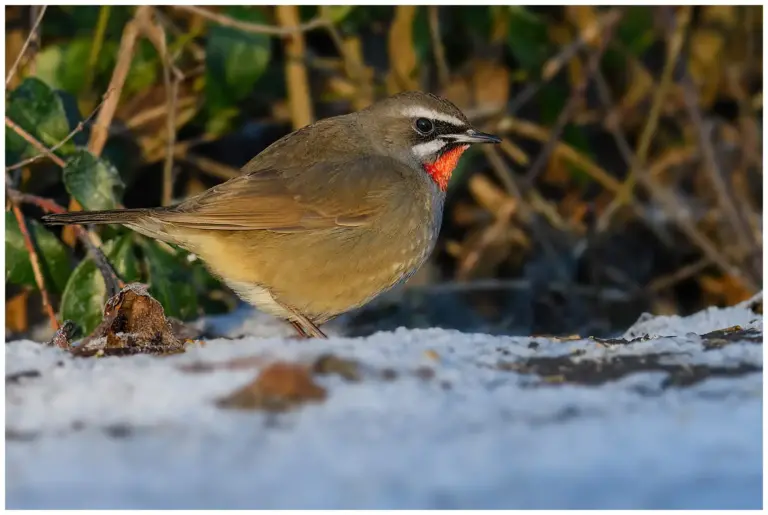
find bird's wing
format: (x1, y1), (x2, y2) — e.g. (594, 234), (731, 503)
(157, 155), (413, 232)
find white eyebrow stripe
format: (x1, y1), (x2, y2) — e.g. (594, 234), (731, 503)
(412, 139), (447, 159)
(400, 106), (466, 127)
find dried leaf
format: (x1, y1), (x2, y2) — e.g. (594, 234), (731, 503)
(217, 362), (327, 412)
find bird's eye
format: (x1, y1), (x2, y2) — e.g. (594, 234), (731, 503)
(414, 118), (434, 135)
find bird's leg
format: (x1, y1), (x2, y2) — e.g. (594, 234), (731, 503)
(300, 317), (328, 339)
(289, 320), (310, 339)
(279, 302), (327, 339)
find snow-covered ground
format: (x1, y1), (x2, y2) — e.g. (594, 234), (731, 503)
(5, 297), (763, 509)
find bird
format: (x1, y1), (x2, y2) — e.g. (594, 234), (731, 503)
(43, 91), (501, 339)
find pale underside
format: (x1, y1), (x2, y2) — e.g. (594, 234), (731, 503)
(131, 153), (442, 324)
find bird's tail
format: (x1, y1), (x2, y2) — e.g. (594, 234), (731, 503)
(42, 208), (176, 244)
(42, 209), (149, 226)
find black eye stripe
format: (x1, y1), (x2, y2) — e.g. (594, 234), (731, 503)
(433, 119), (467, 133)
(411, 117), (468, 142)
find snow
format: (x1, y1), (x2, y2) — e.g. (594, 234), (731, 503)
(5, 298), (763, 509)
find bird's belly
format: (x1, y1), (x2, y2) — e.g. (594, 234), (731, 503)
(191, 218), (438, 323)
(280, 237), (432, 321)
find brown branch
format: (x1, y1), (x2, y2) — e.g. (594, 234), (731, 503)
(5, 116), (66, 168)
(474, 9), (623, 121)
(499, 116), (622, 193)
(591, 71), (756, 293)
(323, 24), (373, 110)
(481, 146), (571, 283)
(175, 152), (241, 181)
(6, 192), (59, 331)
(6, 89), (114, 173)
(524, 11), (620, 183)
(596, 6), (690, 233)
(5, 5), (47, 87)
(647, 258), (710, 293)
(428, 6), (450, 89)
(9, 189), (125, 296)
(541, 9), (623, 81)
(679, 63), (760, 281)
(143, 8), (181, 206)
(88, 6), (147, 157)
(173, 5), (327, 36)
(276, 5), (314, 130)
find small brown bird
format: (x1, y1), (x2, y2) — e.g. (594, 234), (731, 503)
(44, 91), (501, 338)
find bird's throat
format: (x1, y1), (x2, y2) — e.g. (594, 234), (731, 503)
(423, 145), (469, 191)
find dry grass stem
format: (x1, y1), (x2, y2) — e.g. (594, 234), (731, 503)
(88, 6), (147, 157)
(597, 6), (691, 233)
(6, 190), (59, 331)
(9, 188), (124, 295)
(524, 11), (620, 183)
(5, 5), (47, 87)
(5, 116), (66, 168)
(6, 89), (114, 173)
(174, 6), (327, 36)
(428, 6), (450, 89)
(276, 5), (315, 130)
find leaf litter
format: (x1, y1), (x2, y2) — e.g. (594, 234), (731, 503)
(50, 282), (198, 357)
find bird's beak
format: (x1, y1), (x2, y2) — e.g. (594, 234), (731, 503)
(445, 129), (502, 145)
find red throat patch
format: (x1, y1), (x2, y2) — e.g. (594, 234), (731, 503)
(423, 145), (469, 191)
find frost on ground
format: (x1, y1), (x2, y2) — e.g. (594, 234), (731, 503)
(5, 295), (763, 509)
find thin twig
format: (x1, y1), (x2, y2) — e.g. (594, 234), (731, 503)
(541, 9), (623, 81)
(175, 152), (241, 181)
(9, 188), (124, 296)
(5, 5), (47, 87)
(7, 193), (59, 331)
(428, 6), (450, 89)
(472, 9), (623, 122)
(5, 116), (66, 168)
(524, 12), (620, 183)
(25, 6), (43, 76)
(647, 258), (710, 293)
(323, 23), (373, 110)
(174, 5), (327, 36)
(498, 116), (622, 193)
(276, 5), (314, 130)
(6, 89), (114, 173)
(144, 8), (181, 206)
(84, 5), (111, 94)
(88, 6), (147, 157)
(596, 6), (690, 233)
(482, 146), (571, 283)
(678, 61), (759, 281)
(592, 71), (756, 293)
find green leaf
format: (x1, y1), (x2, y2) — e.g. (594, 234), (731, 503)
(63, 150), (125, 211)
(321, 5), (354, 24)
(617, 7), (656, 56)
(57, 38), (92, 95)
(562, 125), (594, 186)
(124, 39), (159, 97)
(460, 6), (493, 40)
(59, 258), (106, 336)
(108, 234), (141, 283)
(58, 235), (141, 335)
(507, 7), (552, 75)
(412, 7), (432, 64)
(34, 45), (64, 90)
(5, 211), (72, 293)
(538, 81), (568, 125)
(6, 77), (74, 159)
(205, 107), (240, 138)
(206, 6), (271, 111)
(141, 240), (199, 321)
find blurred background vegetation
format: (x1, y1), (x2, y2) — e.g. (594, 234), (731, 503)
(5, 5), (763, 340)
